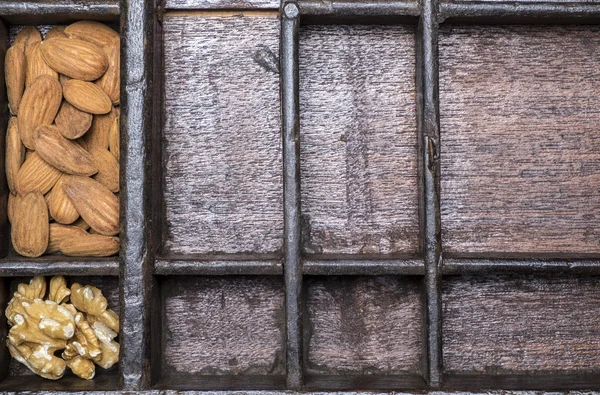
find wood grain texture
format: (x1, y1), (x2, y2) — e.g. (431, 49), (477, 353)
(305, 276), (423, 375)
(161, 276), (285, 376)
(439, 26), (600, 255)
(299, 25), (419, 256)
(162, 16), (282, 255)
(443, 274), (600, 374)
(165, 0), (278, 9)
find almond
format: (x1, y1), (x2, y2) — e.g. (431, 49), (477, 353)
(13, 26), (41, 53)
(55, 100), (92, 139)
(64, 21), (119, 48)
(96, 41), (120, 105)
(18, 75), (62, 150)
(16, 152), (62, 195)
(109, 116), (120, 161)
(33, 124), (98, 176)
(25, 41), (58, 88)
(63, 79), (112, 115)
(46, 223), (88, 254)
(85, 107), (117, 150)
(60, 234), (120, 257)
(59, 74), (71, 85)
(12, 191), (49, 258)
(62, 175), (119, 236)
(40, 37), (108, 81)
(46, 176), (80, 224)
(89, 147), (119, 192)
(8, 193), (20, 223)
(5, 46), (26, 114)
(45, 26), (68, 41)
(72, 217), (90, 230)
(6, 117), (25, 194)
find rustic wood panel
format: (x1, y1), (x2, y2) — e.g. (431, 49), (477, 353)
(165, 0), (279, 9)
(443, 274), (600, 374)
(162, 16), (282, 255)
(305, 276), (423, 375)
(439, 26), (600, 255)
(299, 25), (419, 256)
(161, 276), (285, 377)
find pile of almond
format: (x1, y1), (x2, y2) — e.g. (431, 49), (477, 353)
(5, 22), (120, 258)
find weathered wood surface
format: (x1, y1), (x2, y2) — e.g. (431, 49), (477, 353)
(165, 0), (279, 9)
(161, 276), (285, 376)
(305, 276), (423, 375)
(162, 16), (282, 255)
(299, 25), (419, 256)
(443, 274), (600, 374)
(439, 26), (600, 255)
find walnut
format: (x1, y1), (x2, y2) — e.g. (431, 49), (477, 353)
(48, 276), (70, 304)
(70, 283), (119, 332)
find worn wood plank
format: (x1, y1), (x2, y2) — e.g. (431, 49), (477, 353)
(299, 25), (419, 256)
(443, 274), (600, 374)
(439, 26), (600, 255)
(305, 276), (423, 375)
(164, 0), (279, 10)
(161, 276), (285, 377)
(162, 16), (282, 255)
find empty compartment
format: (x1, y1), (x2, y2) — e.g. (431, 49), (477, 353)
(155, 276), (285, 389)
(0, 275), (119, 391)
(304, 276), (425, 389)
(439, 26), (600, 257)
(161, 14), (282, 256)
(299, 25), (420, 257)
(443, 274), (600, 388)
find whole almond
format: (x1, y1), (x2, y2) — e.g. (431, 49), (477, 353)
(5, 46), (26, 114)
(12, 191), (49, 258)
(109, 116), (120, 161)
(72, 217), (90, 230)
(55, 100), (92, 139)
(60, 234), (120, 257)
(63, 175), (119, 236)
(16, 152), (62, 195)
(64, 21), (119, 47)
(40, 37), (108, 81)
(6, 117), (25, 193)
(46, 176), (80, 224)
(8, 193), (20, 223)
(85, 107), (117, 150)
(89, 147), (119, 192)
(33, 124), (98, 176)
(63, 79), (112, 115)
(25, 41), (58, 88)
(47, 223), (88, 254)
(13, 26), (41, 53)
(96, 41), (120, 105)
(45, 26), (68, 41)
(18, 75), (62, 149)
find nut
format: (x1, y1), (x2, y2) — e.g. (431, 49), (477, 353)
(89, 147), (119, 192)
(70, 284), (119, 333)
(64, 21), (119, 48)
(60, 234), (120, 257)
(25, 41), (58, 88)
(11, 192), (49, 258)
(55, 100), (93, 140)
(44, 26), (67, 41)
(85, 107), (117, 150)
(46, 224), (88, 254)
(40, 37), (108, 81)
(46, 176), (80, 225)
(5, 117), (25, 193)
(13, 26), (41, 53)
(5, 46), (26, 114)
(96, 41), (120, 105)
(62, 79), (112, 115)
(109, 116), (120, 161)
(15, 152), (62, 196)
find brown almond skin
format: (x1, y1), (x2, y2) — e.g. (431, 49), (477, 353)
(18, 75), (63, 150)
(85, 107), (117, 150)
(25, 41), (58, 88)
(63, 176), (119, 236)
(72, 217), (90, 230)
(45, 26), (68, 41)
(8, 193), (20, 224)
(13, 26), (41, 53)
(63, 79), (112, 115)
(60, 234), (120, 257)
(96, 41), (120, 105)
(109, 116), (120, 161)
(6, 117), (25, 194)
(12, 192), (49, 258)
(46, 223), (88, 254)
(5, 46), (26, 115)
(40, 37), (108, 81)
(64, 21), (119, 47)
(55, 100), (93, 139)
(34, 125), (98, 176)
(90, 147), (119, 192)
(16, 152), (62, 195)
(46, 176), (80, 224)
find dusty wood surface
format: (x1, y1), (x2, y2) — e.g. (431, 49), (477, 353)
(443, 274), (600, 374)
(299, 25), (419, 256)
(439, 26), (600, 256)
(164, 0), (279, 10)
(305, 276), (423, 375)
(162, 16), (282, 255)
(161, 276), (285, 377)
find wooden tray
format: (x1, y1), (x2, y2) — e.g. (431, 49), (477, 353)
(0, 0), (599, 393)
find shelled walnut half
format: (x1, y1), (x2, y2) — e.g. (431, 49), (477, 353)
(5, 276), (119, 380)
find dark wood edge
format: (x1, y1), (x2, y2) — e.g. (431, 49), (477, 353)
(304, 374), (428, 390)
(153, 375), (287, 390)
(303, 259), (425, 275)
(0, 258), (119, 276)
(298, 0), (420, 17)
(0, 1), (119, 24)
(443, 258), (600, 275)
(154, 258), (284, 275)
